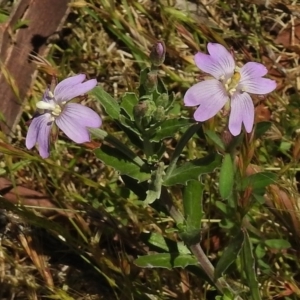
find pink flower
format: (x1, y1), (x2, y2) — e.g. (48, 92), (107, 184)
(184, 43), (276, 136)
(26, 74), (102, 158)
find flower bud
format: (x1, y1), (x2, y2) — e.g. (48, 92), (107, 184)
(154, 106), (165, 122)
(150, 41), (166, 66)
(144, 71), (158, 92)
(156, 93), (169, 108)
(133, 100), (156, 128)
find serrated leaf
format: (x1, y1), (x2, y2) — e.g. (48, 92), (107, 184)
(94, 145), (151, 182)
(134, 253), (198, 269)
(219, 154), (234, 199)
(163, 153), (222, 186)
(183, 180), (204, 232)
(215, 230), (245, 279)
(91, 86), (120, 119)
(242, 228), (261, 300)
(150, 118), (192, 142)
(120, 92), (138, 120)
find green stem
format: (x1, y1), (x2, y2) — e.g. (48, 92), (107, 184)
(89, 128), (145, 168)
(160, 187), (184, 225)
(190, 243), (243, 299)
(165, 123), (202, 179)
(143, 136), (153, 159)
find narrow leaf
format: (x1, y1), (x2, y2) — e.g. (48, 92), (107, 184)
(239, 172), (276, 193)
(134, 253), (198, 269)
(205, 130), (225, 150)
(120, 92), (138, 120)
(91, 86), (120, 119)
(264, 239), (291, 250)
(255, 121), (272, 138)
(219, 154), (234, 199)
(144, 162), (165, 205)
(183, 180), (204, 232)
(150, 118), (192, 142)
(163, 153), (222, 186)
(215, 230), (245, 279)
(142, 232), (190, 254)
(242, 228), (261, 300)
(94, 145), (151, 182)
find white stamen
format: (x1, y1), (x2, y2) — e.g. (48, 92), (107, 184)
(48, 91), (54, 98)
(36, 101), (56, 110)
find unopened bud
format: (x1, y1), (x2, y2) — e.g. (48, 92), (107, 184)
(156, 93), (169, 108)
(150, 41), (166, 66)
(154, 106), (165, 122)
(144, 71), (158, 92)
(134, 101), (149, 120)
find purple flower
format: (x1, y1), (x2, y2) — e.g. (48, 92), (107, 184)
(184, 43), (276, 136)
(26, 74), (101, 158)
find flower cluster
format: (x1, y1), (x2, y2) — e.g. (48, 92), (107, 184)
(26, 74), (101, 158)
(184, 43), (276, 136)
(26, 43), (276, 158)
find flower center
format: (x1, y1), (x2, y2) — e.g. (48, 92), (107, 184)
(36, 101), (62, 118)
(224, 72), (241, 96)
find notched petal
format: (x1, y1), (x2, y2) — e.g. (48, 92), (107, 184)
(55, 103), (101, 143)
(207, 43), (235, 79)
(54, 75), (97, 103)
(239, 78), (276, 95)
(26, 114), (52, 158)
(184, 80), (228, 121)
(240, 62), (268, 79)
(229, 93), (254, 136)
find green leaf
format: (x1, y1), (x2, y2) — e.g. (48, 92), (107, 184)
(91, 86), (120, 119)
(118, 115), (141, 136)
(144, 162), (165, 205)
(264, 239), (291, 250)
(150, 118), (192, 142)
(13, 19), (30, 30)
(94, 145), (151, 182)
(215, 230), (245, 279)
(0, 12), (8, 23)
(120, 92), (138, 120)
(242, 229), (261, 300)
(255, 121), (272, 138)
(134, 253), (198, 269)
(183, 180), (204, 232)
(163, 153), (222, 186)
(142, 232), (190, 254)
(205, 130), (225, 150)
(219, 154), (234, 199)
(239, 172), (276, 193)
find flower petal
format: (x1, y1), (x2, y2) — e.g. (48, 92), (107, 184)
(238, 77), (276, 94)
(184, 79), (228, 121)
(229, 92), (254, 136)
(55, 103), (101, 143)
(194, 53), (223, 79)
(240, 62), (268, 78)
(194, 43), (235, 80)
(207, 43), (235, 79)
(54, 74), (97, 103)
(26, 113), (53, 158)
